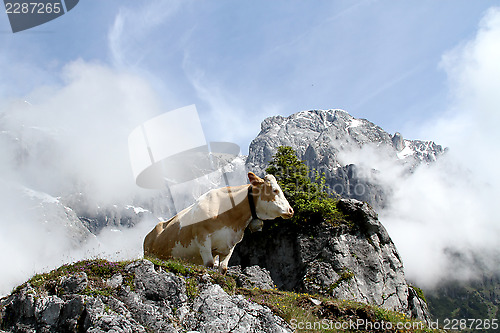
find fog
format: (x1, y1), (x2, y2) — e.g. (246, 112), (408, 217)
(0, 59), (248, 296)
(0, 60), (169, 295)
(339, 8), (500, 288)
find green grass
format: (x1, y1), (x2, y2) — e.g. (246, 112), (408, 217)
(239, 288), (444, 332)
(409, 285), (427, 304)
(328, 268), (355, 293)
(10, 256), (238, 300)
(145, 256), (237, 295)
(185, 277), (200, 299)
(146, 256), (200, 276)
(12, 259), (134, 297)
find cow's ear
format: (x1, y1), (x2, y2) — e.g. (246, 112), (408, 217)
(248, 172), (265, 186)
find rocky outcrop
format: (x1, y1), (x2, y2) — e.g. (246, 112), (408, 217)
(246, 109), (445, 208)
(228, 265), (276, 290)
(183, 283), (290, 333)
(20, 187), (94, 247)
(229, 198), (431, 325)
(0, 260), (291, 333)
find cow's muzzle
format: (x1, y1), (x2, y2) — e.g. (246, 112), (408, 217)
(281, 207), (294, 219)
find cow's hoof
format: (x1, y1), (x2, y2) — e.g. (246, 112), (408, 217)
(219, 266), (228, 275)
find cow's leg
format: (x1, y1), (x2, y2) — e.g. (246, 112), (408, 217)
(198, 238), (214, 268)
(218, 247), (235, 275)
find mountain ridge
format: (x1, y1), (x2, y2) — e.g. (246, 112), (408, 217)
(246, 109), (445, 208)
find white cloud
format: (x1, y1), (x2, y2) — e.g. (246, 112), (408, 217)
(0, 60), (171, 295)
(107, 1), (184, 69)
(440, 7), (500, 119)
(378, 6), (500, 288)
(0, 57), (254, 295)
(1, 60), (164, 203)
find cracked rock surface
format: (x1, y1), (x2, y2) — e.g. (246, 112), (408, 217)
(227, 265), (276, 290)
(183, 284), (290, 332)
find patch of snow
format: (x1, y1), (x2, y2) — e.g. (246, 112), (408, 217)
(22, 188), (60, 204)
(397, 145), (414, 159)
(294, 112), (313, 121)
(347, 119), (363, 130)
(125, 205), (149, 214)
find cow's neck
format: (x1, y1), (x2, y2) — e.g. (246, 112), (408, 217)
(221, 184), (256, 230)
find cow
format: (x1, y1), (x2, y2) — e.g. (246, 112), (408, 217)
(143, 172), (293, 274)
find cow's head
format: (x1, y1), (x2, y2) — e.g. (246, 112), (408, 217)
(248, 172), (294, 220)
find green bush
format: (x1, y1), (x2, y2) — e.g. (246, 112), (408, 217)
(410, 285), (427, 304)
(266, 146), (342, 225)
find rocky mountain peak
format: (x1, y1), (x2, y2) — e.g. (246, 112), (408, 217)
(247, 109), (445, 208)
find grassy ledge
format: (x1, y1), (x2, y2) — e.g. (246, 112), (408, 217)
(239, 288), (444, 333)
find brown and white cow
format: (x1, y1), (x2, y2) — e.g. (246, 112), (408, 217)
(143, 172), (293, 273)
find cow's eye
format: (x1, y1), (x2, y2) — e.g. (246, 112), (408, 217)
(273, 189), (279, 194)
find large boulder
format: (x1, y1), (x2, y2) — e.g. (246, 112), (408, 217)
(230, 198), (431, 325)
(228, 265), (276, 290)
(183, 284), (290, 332)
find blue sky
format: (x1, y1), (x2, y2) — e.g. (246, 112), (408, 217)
(0, 1), (495, 153)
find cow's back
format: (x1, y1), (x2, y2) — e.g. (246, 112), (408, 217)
(143, 184), (250, 261)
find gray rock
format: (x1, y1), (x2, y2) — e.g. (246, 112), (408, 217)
(35, 295), (64, 326)
(0, 258), (292, 333)
(59, 272), (88, 295)
(392, 132), (405, 151)
(83, 297), (147, 333)
(125, 259), (187, 307)
(303, 261), (339, 295)
(336, 198), (391, 244)
(228, 265), (276, 290)
(106, 273), (123, 289)
(230, 198), (431, 324)
(117, 260), (183, 332)
(118, 289), (178, 332)
(0, 285), (36, 331)
(58, 295), (85, 332)
(183, 284), (292, 333)
(408, 287), (431, 325)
